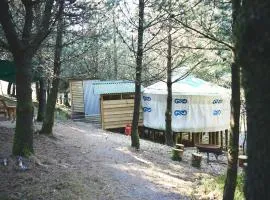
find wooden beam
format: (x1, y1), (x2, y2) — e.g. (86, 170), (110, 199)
(225, 129), (228, 150)
(221, 131), (224, 149)
(101, 95), (104, 129)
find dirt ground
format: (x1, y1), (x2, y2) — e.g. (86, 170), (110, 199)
(0, 119), (228, 200)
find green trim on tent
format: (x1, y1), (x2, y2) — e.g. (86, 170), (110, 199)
(0, 60), (39, 83)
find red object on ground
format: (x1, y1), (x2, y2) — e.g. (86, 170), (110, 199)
(125, 124), (131, 136)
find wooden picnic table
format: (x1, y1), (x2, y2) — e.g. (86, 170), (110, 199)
(6, 105), (16, 121)
(0, 99), (16, 122)
(195, 143), (223, 163)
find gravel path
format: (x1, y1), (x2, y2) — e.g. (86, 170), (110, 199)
(0, 119), (228, 200)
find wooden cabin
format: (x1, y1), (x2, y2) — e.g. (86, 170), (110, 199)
(69, 79), (85, 119)
(69, 79), (143, 129)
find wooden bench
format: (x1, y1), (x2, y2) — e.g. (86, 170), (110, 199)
(0, 99), (16, 122)
(195, 144), (223, 163)
(0, 99), (8, 117)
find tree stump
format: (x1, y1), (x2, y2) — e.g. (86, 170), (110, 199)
(176, 143), (184, 150)
(238, 155), (248, 167)
(191, 153), (202, 168)
(172, 148), (184, 161)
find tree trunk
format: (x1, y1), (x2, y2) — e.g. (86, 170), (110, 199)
(0, 0), (55, 157)
(40, 0), (64, 135)
(7, 82), (12, 95)
(47, 79), (50, 97)
(165, 13), (174, 147)
(37, 78), (47, 122)
(12, 54), (34, 156)
(36, 81), (40, 102)
(64, 91), (70, 107)
(113, 10), (118, 79)
(223, 60), (240, 200)
(223, 1), (241, 199)
(239, 1), (270, 199)
(131, 0), (145, 149)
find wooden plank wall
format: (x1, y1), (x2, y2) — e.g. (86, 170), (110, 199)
(70, 80), (84, 117)
(101, 98), (143, 129)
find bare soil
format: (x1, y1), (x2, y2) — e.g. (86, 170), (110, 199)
(0, 119), (228, 200)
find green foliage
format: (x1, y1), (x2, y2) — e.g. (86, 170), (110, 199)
(55, 106), (70, 121)
(201, 173), (245, 200)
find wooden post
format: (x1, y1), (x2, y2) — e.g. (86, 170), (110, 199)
(173, 132), (178, 144)
(163, 131), (166, 144)
(209, 132), (211, 144)
(216, 132), (219, 145)
(193, 133), (200, 145)
(221, 131), (224, 149)
(192, 133), (195, 146)
(174, 132), (178, 143)
(200, 132), (203, 143)
(100, 95), (104, 129)
(225, 129), (228, 150)
(210, 132), (213, 144)
(180, 132), (182, 143)
(213, 132), (216, 145)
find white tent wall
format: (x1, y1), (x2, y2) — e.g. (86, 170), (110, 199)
(83, 80), (100, 116)
(142, 76), (230, 132)
(142, 93), (230, 132)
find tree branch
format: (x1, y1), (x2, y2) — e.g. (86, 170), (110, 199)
(0, 39), (10, 51)
(172, 16), (234, 50)
(0, 0), (22, 55)
(172, 59), (205, 83)
(22, 0), (34, 45)
(32, 0), (55, 49)
(116, 27), (136, 57)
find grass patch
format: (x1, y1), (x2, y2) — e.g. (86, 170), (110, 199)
(199, 173), (244, 200)
(55, 105), (71, 121)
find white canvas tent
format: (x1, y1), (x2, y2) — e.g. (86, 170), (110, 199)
(142, 76), (230, 132)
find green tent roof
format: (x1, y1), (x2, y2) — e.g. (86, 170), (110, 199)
(0, 60), (39, 83)
(0, 60), (16, 83)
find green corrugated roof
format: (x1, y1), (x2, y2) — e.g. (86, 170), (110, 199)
(93, 80), (143, 95)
